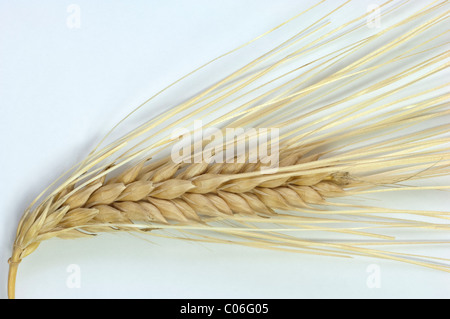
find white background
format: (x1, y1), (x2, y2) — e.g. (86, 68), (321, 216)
(1, 0), (449, 299)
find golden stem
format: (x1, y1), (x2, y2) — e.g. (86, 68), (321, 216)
(8, 249), (22, 300)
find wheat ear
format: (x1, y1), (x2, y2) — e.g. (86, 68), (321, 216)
(8, 0), (450, 298)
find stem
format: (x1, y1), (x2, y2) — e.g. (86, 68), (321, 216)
(8, 249), (22, 300)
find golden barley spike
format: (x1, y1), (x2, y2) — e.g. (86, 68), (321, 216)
(8, 0), (450, 298)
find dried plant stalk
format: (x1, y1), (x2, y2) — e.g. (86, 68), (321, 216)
(8, 0), (450, 298)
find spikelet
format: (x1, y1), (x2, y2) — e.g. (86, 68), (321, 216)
(7, 0), (450, 298)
